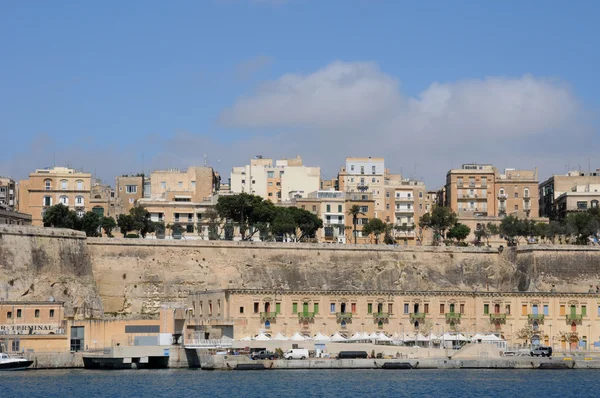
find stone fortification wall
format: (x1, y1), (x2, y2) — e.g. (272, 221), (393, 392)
(0, 225), (102, 317)
(87, 239), (513, 315)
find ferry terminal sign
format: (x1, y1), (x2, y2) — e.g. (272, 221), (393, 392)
(0, 324), (59, 334)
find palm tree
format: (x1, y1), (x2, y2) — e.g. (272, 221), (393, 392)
(347, 205), (365, 244)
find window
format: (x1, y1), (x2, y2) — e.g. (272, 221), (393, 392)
(60, 180), (68, 190)
(350, 165), (354, 171)
(77, 210), (84, 217)
(360, 206), (368, 213)
(6, 311), (12, 319)
(388, 303), (393, 314)
(372, 165), (376, 174)
(50, 309), (55, 318)
(191, 181), (196, 189)
(58, 196), (68, 205)
(330, 303), (336, 313)
(419, 192), (423, 198)
(543, 305), (549, 316)
(592, 200), (599, 209)
(440, 304), (445, 314)
(70, 326), (85, 352)
(268, 182), (273, 186)
(367, 303), (373, 314)
(126, 185), (137, 194)
(43, 196), (52, 206)
(275, 303), (281, 314)
(338, 205), (342, 212)
(17, 309), (22, 318)
(597, 306), (600, 316)
(160, 181), (166, 189)
(268, 193), (273, 197)
(312, 205), (317, 212)
(582, 305), (587, 317)
(404, 303), (409, 314)
(254, 303), (259, 313)
(44, 179), (52, 190)
(351, 303), (356, 313)
(514, 192), (518, 198)
(326, 204), (331, 212)
(241, 179), (245, 184)
(186, 225), (194, 233)
(35, 309), (40, 318)
(560, 305), (565, 316)
(506, 305), (511, 315)
(313, 303), (319, 314)
(484, 304), (489, 314)
(292, 303), (298, 314)
(76, 180), (83, 190)
(76, 196), (84, 205)
(460, 304), (465, 314)
(522, 305), (528, 316)
(386, 192), (390, 198)
(577, 201), (588, 210)
(524, 188), (529, 197)
(267, 171), (274, 178)
(129, 198), (134, 204)
(514, 205), (518, 210)
(239, 306), (244, 314)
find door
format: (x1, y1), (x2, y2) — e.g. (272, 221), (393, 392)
(303, 302), (309, 314)
(532, 305), (538, 315)
(570, 305), (576, 317)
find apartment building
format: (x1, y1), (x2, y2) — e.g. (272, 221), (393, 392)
(539, 170), (600, 219)
(554, 184), (600, 220)
(0, 177), (16, 210)
(115, 175), (144, 215)
(294, 190), (375, 244)
(90, 180), (118, 218)
(186, 289), (600, 351)
(18, 167), (92, 226)
(444, 164), (539, 218)
(381, 179), (430, 245)
(137, 167), (220, 236)
(337, 157), (391, 218)
(230, 156), (320, 203)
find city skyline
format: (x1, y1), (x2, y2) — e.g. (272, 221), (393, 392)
(2, 1), (599, 187)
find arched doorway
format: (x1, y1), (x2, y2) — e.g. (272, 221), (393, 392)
(532, 321), (539, 332)
(414, 303), (419, 313)
(494, 321), (501, 331)
(414, 321), (420, 330)
(571, 322), (577, 332)
(340, 302), (346, 313)
(340, 320), (347, 329)
(570, 335), (579, 351)
(377, 303), (383, 313)
(264, 320), (271, 329)
(531, 334), (541, 346)
(378, 320), (383, 329)
(264, 302), (271, 313)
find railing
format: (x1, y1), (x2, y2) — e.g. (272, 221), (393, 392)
(489, 313), (507, 321)
(409, 313), (426, 321)
(185, 338), (233, 349)
(528, 314), (544, 321)
(336, 312), (353, 320)
(372, 312), (390, 319)
(260, 312), (277, 319)
(566, 314), (583, 321)
(297, 312), (315, 319)
(445, 312), (461, 320)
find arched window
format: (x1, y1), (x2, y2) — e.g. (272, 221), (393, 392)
(449, 303), (455, 313)
(76, 180), (84, 190)
(94, 195), (102, 199)
(44, 179), (52, 190)
(377, 320), (383, 329)
(499, 188), (505, 196)
(59, 195), (69, 206)
(60, 180), (68, 190)
(414, 321), (419, 330)
(75, 196), (84, 206)
(571, 322), (577, 332)
(592, 200), (599, 209)
(494, 304), (500, 314)
(264, 320), (270, 329)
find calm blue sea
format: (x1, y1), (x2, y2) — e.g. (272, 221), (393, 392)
(1, 368), (598, 398)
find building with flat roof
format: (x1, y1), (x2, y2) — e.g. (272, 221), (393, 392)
(115, 175), (144, 215)
(230, 156), (320, 203)
(539, 170), (600, 219)
(185, 289), (600, 350)
(0, 177), (16, 210)
(18, 167), (92, 226)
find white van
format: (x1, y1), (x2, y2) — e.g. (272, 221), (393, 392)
(284, 348), (309, 360)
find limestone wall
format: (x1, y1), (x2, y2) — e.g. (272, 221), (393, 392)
(0, 225), (102, 317)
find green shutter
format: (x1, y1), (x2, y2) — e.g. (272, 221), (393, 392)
(313, 303), (319, 314)
(276, 303), (281, 314)
(368, 303), (372, 314)
(303, 302), (309, 313)
(571, 305), (576, 316)
(292, 303), (298, 314)
(582, 306), (587, 316)
(484, 304), (489, 314)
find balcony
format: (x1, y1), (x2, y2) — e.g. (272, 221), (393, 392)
(445, 312), (461, 321)
(395, 197), (414, 202)
(497, 194), (508, 200)
(297, 311), (315, 320)
(260, 312), (277, 320)
(409, 313), (426, 321)
(565, 314), (583, 322)
(395, 208), (414, 213)
(489, 313), (507, 323)
(336, 312), (353, 320)
(372, 312), (390, 320)
(527, 314), (544, 323)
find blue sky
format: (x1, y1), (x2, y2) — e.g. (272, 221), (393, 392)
(1, 0), (598, 187)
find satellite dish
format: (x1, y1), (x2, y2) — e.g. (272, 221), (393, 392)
(49, 296), (55, 302)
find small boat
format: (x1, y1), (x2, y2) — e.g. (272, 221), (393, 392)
(0, 352), (34, 371)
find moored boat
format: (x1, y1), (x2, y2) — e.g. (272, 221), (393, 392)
(0, 353), (34, 371)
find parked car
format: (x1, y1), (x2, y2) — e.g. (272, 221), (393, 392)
(250, 350), (279, 360)
(531, 346), (552, 357)
(284, 349), (309, 360)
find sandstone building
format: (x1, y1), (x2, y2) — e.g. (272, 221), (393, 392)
(539, 170), (600, 219)
(18, 167), (92, 226)
(186, 289), (600, 351)
(115, 175), (144, 215)
(230, 156), (320, 203)
(0, 176), (16, 210)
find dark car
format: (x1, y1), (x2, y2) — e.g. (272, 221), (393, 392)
(531, 346), (552, 357)
(250, 350), (279, 360)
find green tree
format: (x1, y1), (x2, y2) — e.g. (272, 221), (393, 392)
(383, 223), (395, 245)
(419, 206), (457, 244)
(534, 222), (549, 243)
(347, 205), (365, 244)
(288, 207), (323, 241)
(117, 214), (135, 237)
(474, 222), (499, 246)
(395, 223), (415, 245)
(101, 216), (117, 237)
(43, 204), (79, 229)
(153, 221), (166, 238)
(80, 211), (102, 237)
(566, 212), (599, 245)
(499, 215), (521, 246)
(216, 193), (265, 240)
(170, 223), (184, 238)
(270, 208), (296, 240)
(129, 206), (155, 238)
(447, 223), (471, 244)
(199, 208), (221, 240)
(362, 218), (386, 244)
